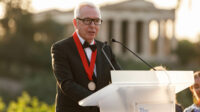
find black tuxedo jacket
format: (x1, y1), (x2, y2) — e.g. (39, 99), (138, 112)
(51, 36), (120, 112)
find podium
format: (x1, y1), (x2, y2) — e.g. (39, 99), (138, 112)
(79, 71), (194, 112)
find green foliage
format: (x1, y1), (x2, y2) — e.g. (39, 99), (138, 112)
(194, 42), (200, 65)
(22, 72), (56, 104)
(0, 0), (64, 106)
(0, 97), (6, 112)
(117, 57), (157, 70)
(35, 19), (66, 43)
(0, 91), (55, 112)
(0, 0), (65, 80)
(176, 40), (197, 64)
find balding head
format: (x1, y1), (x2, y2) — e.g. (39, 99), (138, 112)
(74, 2), (101, 19)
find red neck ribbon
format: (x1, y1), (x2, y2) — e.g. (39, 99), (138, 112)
(73, 32), (97, 81)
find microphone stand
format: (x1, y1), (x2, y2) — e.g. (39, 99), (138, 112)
(102, 42), (116, 70)
(112, 39), (156, 71)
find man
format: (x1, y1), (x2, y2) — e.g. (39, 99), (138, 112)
(51, 2), (120, 112)
(184, 71), (200, 112)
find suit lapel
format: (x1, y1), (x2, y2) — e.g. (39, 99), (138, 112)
(71, 37), (90, 81)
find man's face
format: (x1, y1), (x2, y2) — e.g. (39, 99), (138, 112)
(191, 75), (200, 100)
(73, 6), (101, 43)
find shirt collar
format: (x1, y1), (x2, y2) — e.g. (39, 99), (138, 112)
(76, 31), (95, 45)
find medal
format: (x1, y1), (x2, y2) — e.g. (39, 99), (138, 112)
(73, 32), (97, 91)
(88, 81), (96, 91)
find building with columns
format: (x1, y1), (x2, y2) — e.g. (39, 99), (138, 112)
(34, 0), (177, 62)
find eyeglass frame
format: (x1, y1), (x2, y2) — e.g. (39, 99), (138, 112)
(76, 18), (103, 25)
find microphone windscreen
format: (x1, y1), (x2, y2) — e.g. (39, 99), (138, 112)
(111, 39), (116, 42)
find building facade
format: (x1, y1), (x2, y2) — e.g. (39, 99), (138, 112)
(34, 0), (177, 62)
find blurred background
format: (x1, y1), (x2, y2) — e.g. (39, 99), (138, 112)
(0, 0), (200, 111)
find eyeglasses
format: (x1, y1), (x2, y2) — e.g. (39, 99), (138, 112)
(77, 18), (103, 25)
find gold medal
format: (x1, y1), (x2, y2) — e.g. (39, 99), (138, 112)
(88, 81), (96, 91)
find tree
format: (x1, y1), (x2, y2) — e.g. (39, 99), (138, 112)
(176, 40), (197, 64)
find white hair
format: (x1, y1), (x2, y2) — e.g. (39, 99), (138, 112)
(74, 1), (101, 19)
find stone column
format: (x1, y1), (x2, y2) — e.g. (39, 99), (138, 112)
(164, 19), (170, 56)
(99, 20), (108, 42)
(112, 19), (122, 54)
(170, 19), (178, 61)
(157, 20), (165, 59)
(171, 20), (177, 51)
(142, 20), (151, 58)
(127, 20), (136, 56)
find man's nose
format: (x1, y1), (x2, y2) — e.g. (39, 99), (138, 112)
(90, 21), (96, 26)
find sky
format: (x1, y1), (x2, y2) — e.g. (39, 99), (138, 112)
(1, 0), (200, 42)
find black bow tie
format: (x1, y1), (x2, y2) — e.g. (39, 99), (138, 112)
(82, 41), (97, 52)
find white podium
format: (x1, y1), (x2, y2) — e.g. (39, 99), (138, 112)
(79, 71), (194, 112)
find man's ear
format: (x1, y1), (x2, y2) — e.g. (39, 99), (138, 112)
(73, 19), (77, 29)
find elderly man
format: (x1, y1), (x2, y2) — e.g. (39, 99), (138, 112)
(51, 2), (120, 112)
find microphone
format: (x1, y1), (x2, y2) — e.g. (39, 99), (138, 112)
(111, 39), (156, 71)
(101, 42), (116, 70)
